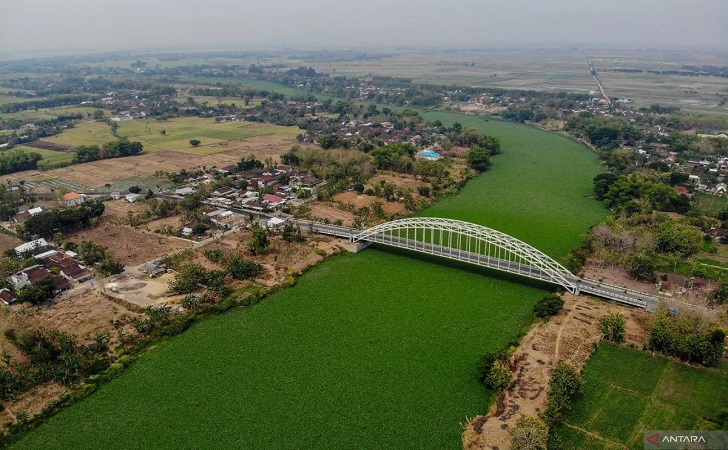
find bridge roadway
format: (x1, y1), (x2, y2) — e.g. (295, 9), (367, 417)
(299, 221), (659, 311)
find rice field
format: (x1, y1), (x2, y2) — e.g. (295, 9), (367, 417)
(552, 343), (728, 450)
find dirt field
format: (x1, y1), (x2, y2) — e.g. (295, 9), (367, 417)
(67, 223), (190, 266)
(0, 135), (305, 188)
(0, 232), (23, 254)
(0, 289), (144, 426)
(463, 295), (650, 450)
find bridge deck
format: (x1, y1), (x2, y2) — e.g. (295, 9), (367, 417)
(300, 219), (659, 310)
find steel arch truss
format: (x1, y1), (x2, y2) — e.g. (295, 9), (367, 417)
(353, 217), (577, 292)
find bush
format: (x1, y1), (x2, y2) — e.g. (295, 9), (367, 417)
(599, 313), (626, 343)
(509, 415), (548, 450)
(541, 363), (583, 426)
(476, 347), (512, 391)
(533, 294), (564, 318)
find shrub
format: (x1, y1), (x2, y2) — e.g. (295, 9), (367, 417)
(476, 347), (512, 391)
(541, 363), (582, 426)
(533, 294), (564, 318)
(509, 415), (548, 450)
(599, 313), (626, 343)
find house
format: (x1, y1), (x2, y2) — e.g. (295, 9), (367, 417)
(14, 238), (50, 256)
(59, 192), (86, 207)
(174, 187), (196, 196)
(263, 194), (285, 207)
(0, 289), (17, 306)
(9, 265), (71, 293)
(141, 260), (167, 277)
(266, 217), (285, 228)
(674, 186), (689, 195)
(212, 187), (238, 198)
(242, 200), (265, 211)
(110, 192), (121, 200)
(181, 226), (193, 236)
(125, 193), (141, 203)
(38, 251), (93, 283)
(11, 206), (42, 223)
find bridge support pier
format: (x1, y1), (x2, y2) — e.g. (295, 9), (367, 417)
(340, 241), (372, 253)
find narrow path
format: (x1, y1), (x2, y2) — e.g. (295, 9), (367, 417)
(563, 423), (628, 449)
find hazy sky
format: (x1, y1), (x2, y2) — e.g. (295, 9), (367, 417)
(1, 0), (726, 56)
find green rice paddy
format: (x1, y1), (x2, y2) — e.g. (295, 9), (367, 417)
(552, 343), (728, 450)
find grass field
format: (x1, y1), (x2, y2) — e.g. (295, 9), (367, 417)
(11, 250), (547, 450)
(552, 343), (728, 450)
(420, 114), (608, 259)
(40, 121), (113, 148)
(694, 193), (728, 216)
(115, 117), (300, 154)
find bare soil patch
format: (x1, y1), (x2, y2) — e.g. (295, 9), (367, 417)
(101, 199), (148, 221)
(332, 192), (407, 215)
(0, 232), (23, 254)
(308, 203), (356, 226)
(463, 294), (650, 450)
(67, 223), (190, 265)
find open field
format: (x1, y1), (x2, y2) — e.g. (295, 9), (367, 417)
(10, 249), (546, 450)
(552, 342), (728, 450)
(305, 49), (728, 110)
(115, 117), (300, 154)
(40, 121), (113, 148)
(67, 222), (190, 266)
(0, 134), (304, 188)
(184, 95), (261, 108)
(420, 114), (608, 259)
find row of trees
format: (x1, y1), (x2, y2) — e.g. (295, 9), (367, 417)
(72, 140), (143, 164)
(649, 307), (725, 367)
(0, 150), (43, 175)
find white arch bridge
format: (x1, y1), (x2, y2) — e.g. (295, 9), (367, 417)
(302, 217), (660, 310)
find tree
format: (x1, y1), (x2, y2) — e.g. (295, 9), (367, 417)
(16, 278), (56, 305)
(189, 139), (201, 147)
(226, 255), (263, 280)
(533, 294), (564, 318)
(467, 146), (490, 172)
(128, 185), (141, 194)
(248, 227), (270, 254)
(655, 220), (702, 257)
(542, 363), (583, 426)
(168, 263), (208, 294)
(599, 313), (625, 343)
(509, 416), (549, 450)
